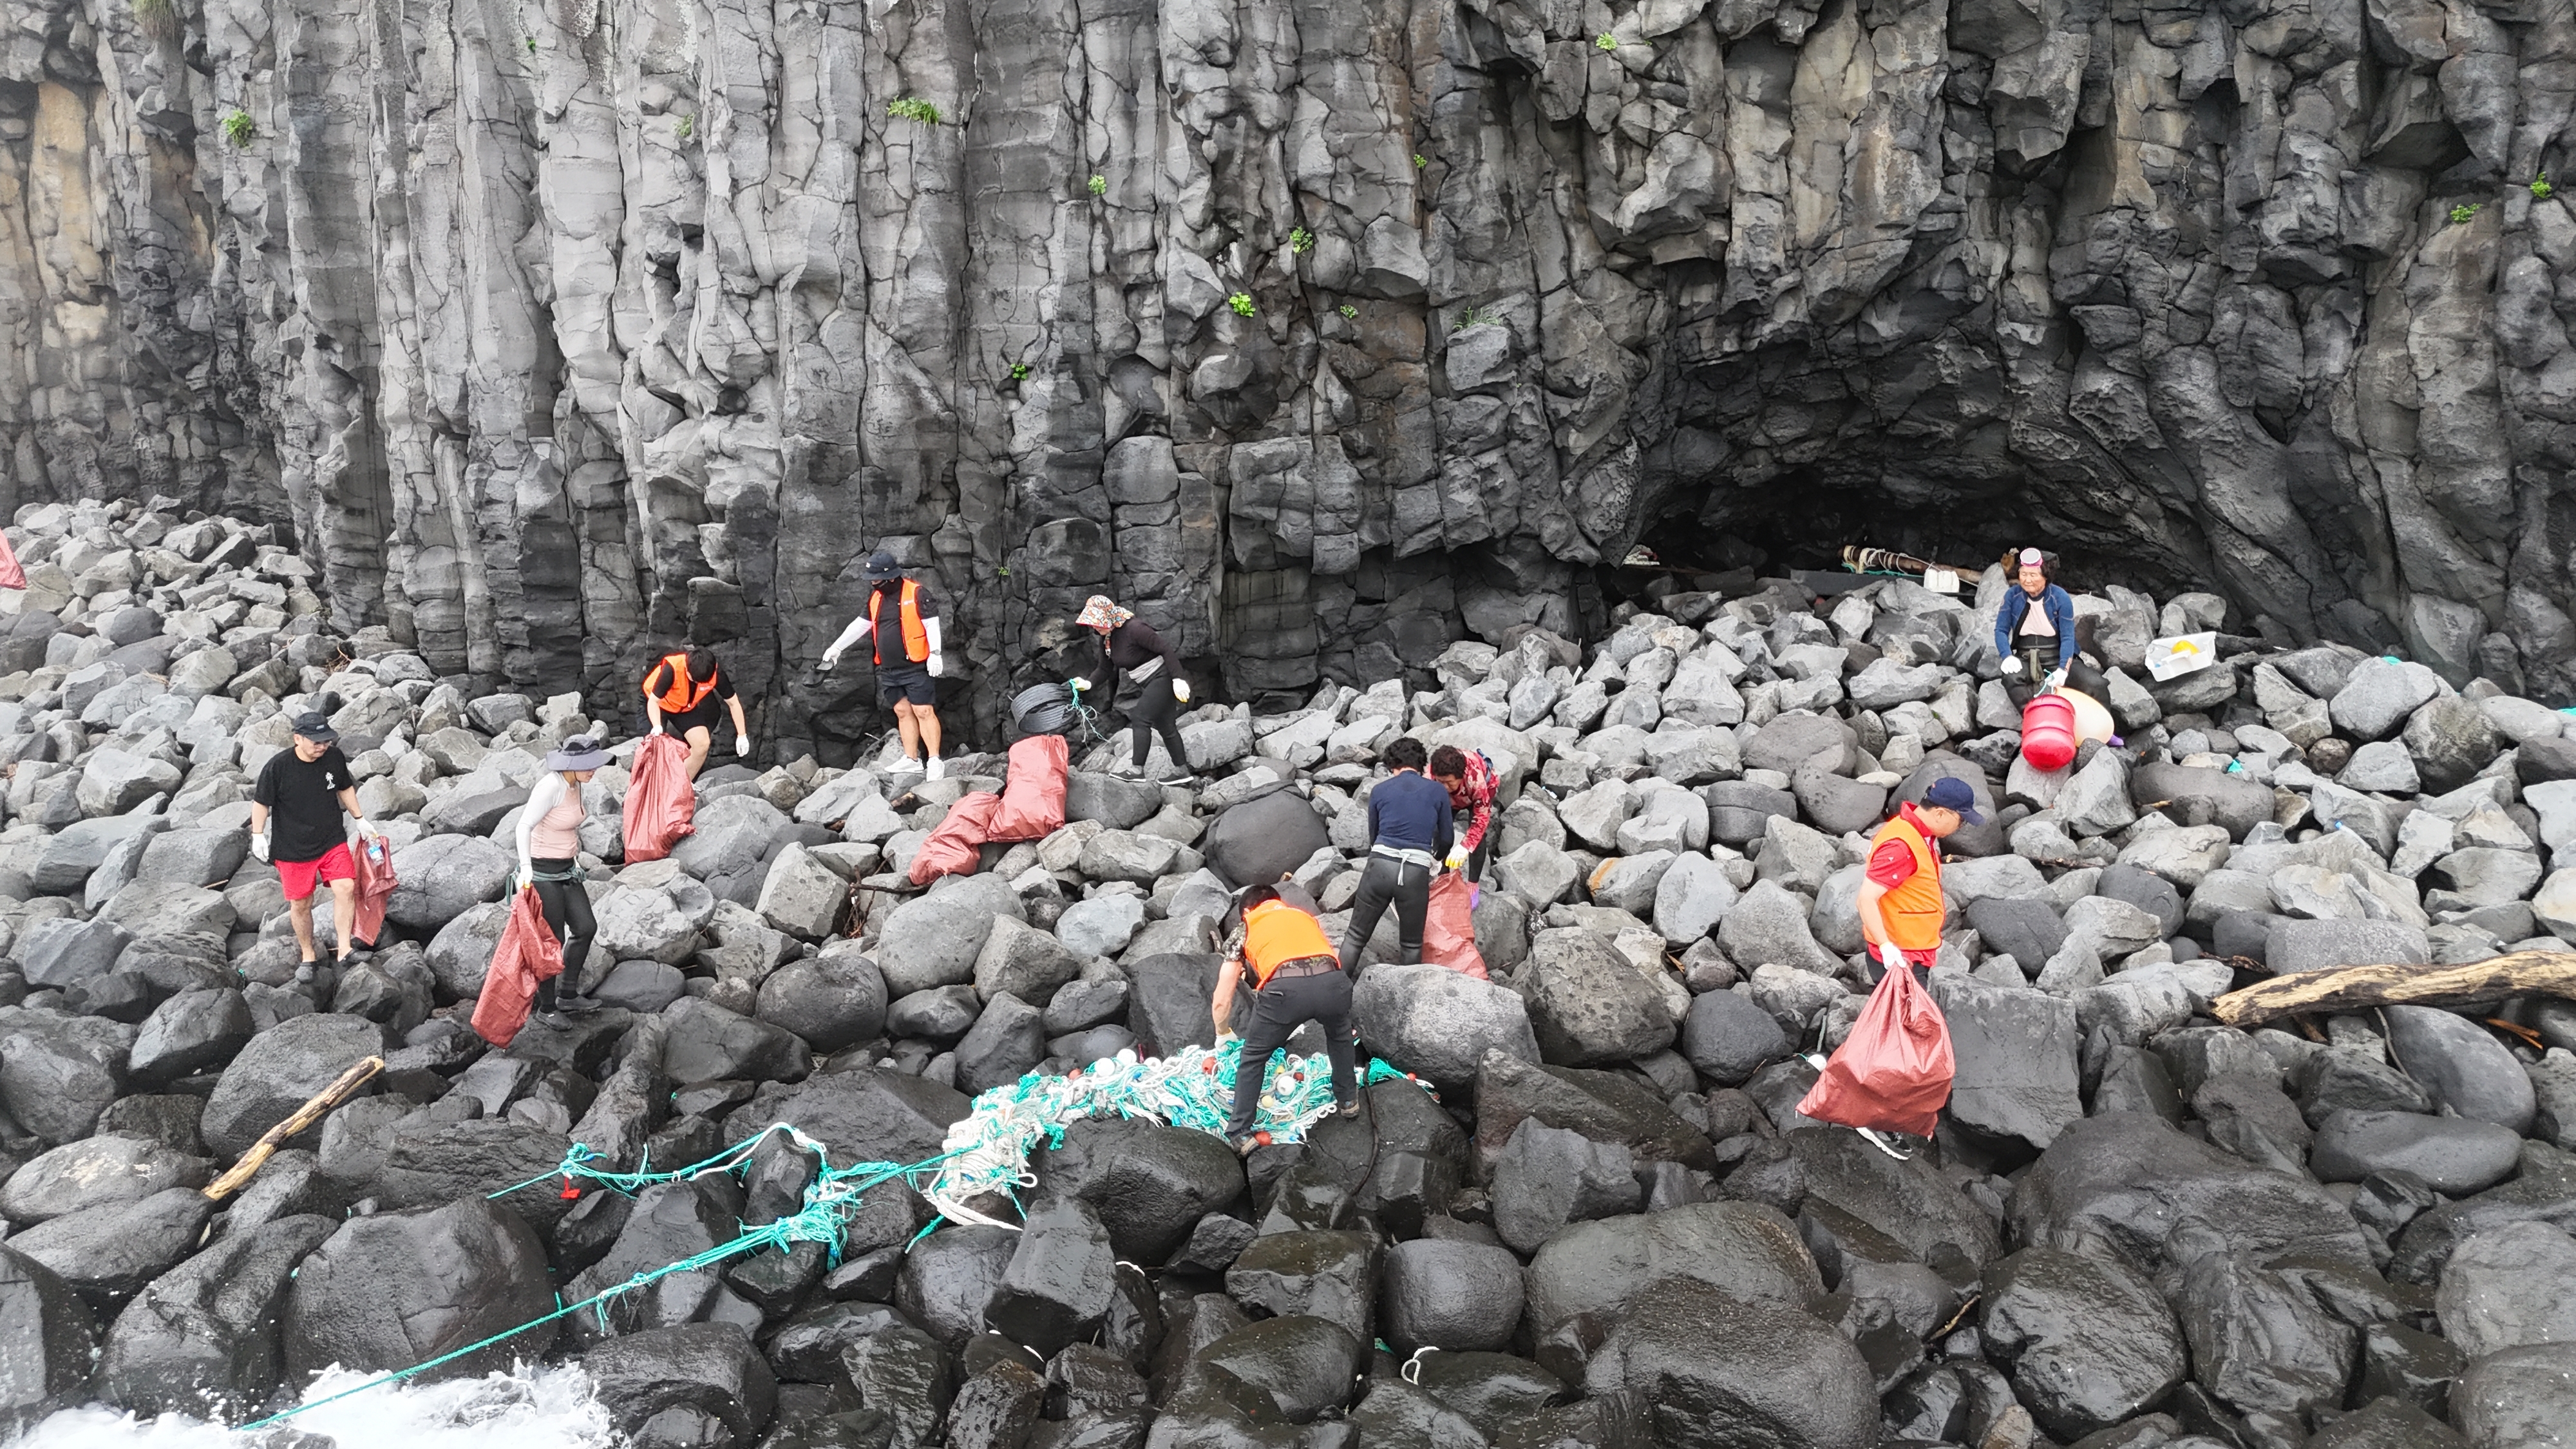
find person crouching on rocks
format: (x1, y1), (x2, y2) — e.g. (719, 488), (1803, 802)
(1211, 878), (1361, 1155)
(1070, 594), (1195, 784)
(1428, 744), (1497, 887)
(249, 706), (383, 987)
(1856, 776), (1980, 985)
(1340, 736), (1454, 973)
(642, 646), (748, 781)
(1994, 547), (2103, 706)
(518, 735), (609, 1027)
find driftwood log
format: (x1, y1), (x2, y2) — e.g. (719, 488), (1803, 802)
(2210, 951), (2576, 1028)
(202, 1055), (384, 1201)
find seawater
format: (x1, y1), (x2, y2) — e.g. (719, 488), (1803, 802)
(12, 1364), (618, 1448)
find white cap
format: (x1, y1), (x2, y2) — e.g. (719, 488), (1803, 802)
(2018, 547), (2045, 566)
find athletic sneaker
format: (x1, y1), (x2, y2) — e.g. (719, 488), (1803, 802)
(1336, 1101), (1363, 1120)
(1155, 771), (1196, 786)
(924, 755), (947, 781)
(887, 754), (925, 775)
(294, 961), (317, 985)
(558, 994), (600, 1016)
(536, 1010), (574, 1031)
(1229, 1133), (1260, 1158)
(1856, 1127), (1914, 1161)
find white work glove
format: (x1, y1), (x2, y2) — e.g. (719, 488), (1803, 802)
(1445, 846), (1468, 871)
(1173, 679), (1191, 705)
(820, 645), (842, 670)
(1877, 942), (1910, 974)
(735, 734), (751, 757)
(1216, 1029), (1242, 1049)
(249, 831), (269, 863)
(355, 819), (381, 841)
(2043, 667), (2068, 691)
(1999, 656), (2021, 677)
(927, 653), (944, 679)
(518, 866), (535, 891)
(1069, 677), (1092, 694)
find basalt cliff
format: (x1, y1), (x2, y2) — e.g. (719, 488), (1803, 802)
(6, 0), (2575, 754)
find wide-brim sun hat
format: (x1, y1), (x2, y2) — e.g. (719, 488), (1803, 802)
(545, 735), (612, 772)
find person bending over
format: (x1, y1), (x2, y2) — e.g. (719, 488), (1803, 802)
(1210, 879), (1360, 1155)
(1428, 744), (1497, 885)
(643, 647), (748, 781)
(1340, 736), (1453, 972)
(1070, 594), (1195, 784)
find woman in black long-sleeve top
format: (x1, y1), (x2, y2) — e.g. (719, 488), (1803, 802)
(1074, 595), (1197, 782)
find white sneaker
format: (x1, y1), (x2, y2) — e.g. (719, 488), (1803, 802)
(924, 755), (946, 781)
(887, 755), (925, 775)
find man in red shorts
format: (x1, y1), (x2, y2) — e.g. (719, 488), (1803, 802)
(249, 707), (381, 985)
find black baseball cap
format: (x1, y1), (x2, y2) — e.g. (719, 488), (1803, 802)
(290, 710), (339, 744)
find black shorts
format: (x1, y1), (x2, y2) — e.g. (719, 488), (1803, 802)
(663, 701), (724, 739)
(877, 662), (936, 707)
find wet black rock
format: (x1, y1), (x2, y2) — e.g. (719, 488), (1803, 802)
(1521, 927), (1676, 1066)
(887, 985), (982, 1044)
(1929, 977), (2083, 1153)
(1406, 1350), (1568, 1438)
(1787, 1128), (2004, 1270)
(1522, 1201), (1823, 1363)
(2390, 1142), (2576, 1284)
(660, 998), (815, 1084)
(1579, 1276), (1879, 1449)
(583, 1321), (779, 1449)
(94, 1212), (336, 1416)
(8, 1186), (215, 1300)
(755, 945), (889, 1054)
(2312, 1110), (2525, 1195)
(199, 1012), (388, 1158)
(2177, 1250), (2358, 1417)
(1472, 1052), (1718, 1177)
(1178, 1314), (1363, 1424)
(1980, 1246), (2186, 1439)
(726, 1068), (969, 1168)
(1200, 786), (1331, 889)
(895, 1225), (1019, 1349)
(2190, 1072), (2314, 1175)
(1122, 954), (1221, 1059)
(839, 1321), (958, 1448)
(1490, 1118), (1642, 1253)
(0, 1008), (135, 1144)
(0, 1244), (97, 1434)
(2009, 1113), (2372, 1281)
(1378, 1238), (1523, 1354)
(946, 1356), (1045, 1449)
(1225, 1230), (1378, 1341)
(1679, 989), (1790, 1086)
(987, 1199), (1117, 1357)
(0, 1133), (209, 1222)
(2382, 1006), (2538, 1133)
(563, 1178), (748, 1344)
(1029, 1118), (1245, 1264)
(282, 1197), (558, 1381)
(953, 992), (1046, 1094)
(2307, 1396), (2467, 1448)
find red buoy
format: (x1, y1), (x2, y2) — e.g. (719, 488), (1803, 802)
(2021, 692), (2077, 772)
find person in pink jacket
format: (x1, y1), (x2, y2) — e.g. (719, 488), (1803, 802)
(516, 736), (609, 1027)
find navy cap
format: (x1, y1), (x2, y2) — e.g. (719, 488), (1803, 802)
(863, 551), (902, 581)
(1923, 775), (1984, 824)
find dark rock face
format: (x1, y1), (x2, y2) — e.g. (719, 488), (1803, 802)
(281, 1198), (558, 1383)
(1979, 1247), (2186, 1440)
(582, 1322), (778, 1449)
(0, 1245), (97, 1433)
(94, 1213), (337, 1416)
(1579, 1278), (1878, 1449)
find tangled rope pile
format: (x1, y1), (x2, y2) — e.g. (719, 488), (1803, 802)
(237, 1045), (1429, 1431)
(925, 1044), (1431, 1227)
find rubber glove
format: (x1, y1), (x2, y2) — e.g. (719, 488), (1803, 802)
(1999, 656), (2022, 677)
(1069, 677), (1092, 694)
(736, 734), (751, 757)
(249, 831), (270, 863)
(1877, 942), (1911, 976)
(1173, 679), (1191, 705)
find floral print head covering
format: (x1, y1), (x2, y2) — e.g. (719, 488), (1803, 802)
(1076, 596), (1134, 631)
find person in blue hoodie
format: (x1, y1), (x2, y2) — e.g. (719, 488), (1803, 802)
(1994, 547), (2103, 706)
(1340, 735), (1453, 975)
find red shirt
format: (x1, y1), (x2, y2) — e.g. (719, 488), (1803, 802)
(1865, 803), (1943, 967)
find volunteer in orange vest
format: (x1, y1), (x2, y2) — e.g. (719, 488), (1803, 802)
(1855, 776), (1981, 982)
(821, 551), (948, 781)
(1210, 878), (1363, 1155)
(641, 646), (748, 781)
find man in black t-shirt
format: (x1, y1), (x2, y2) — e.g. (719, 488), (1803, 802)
(643, 646), (750, 781)
(250, 708), (381, 985)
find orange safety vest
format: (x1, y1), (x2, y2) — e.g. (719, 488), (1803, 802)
(1866, 811), (1947, 952)
(1242, 898), (1337, 988)
(647, 652), (716, 713)
(867, 579), (931, 665)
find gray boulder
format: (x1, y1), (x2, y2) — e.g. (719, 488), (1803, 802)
(875, 873), (1027, 996)
(1350, 966), (1541, 1089)
(1521, 928), (1674, 1066)
(383, 833), (513, 933)
(201, 1014), (390, 1158)
(2383, 1006), (2537, 1133)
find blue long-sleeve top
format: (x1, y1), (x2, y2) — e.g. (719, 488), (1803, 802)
(1367, 770), (1455, 858)
(1994, 583), (2078, 668)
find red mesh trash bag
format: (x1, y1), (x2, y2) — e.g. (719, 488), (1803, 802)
(348, 837), (398, 949)
(471, 887), (566, 1048)
(623, 733), (697, 863)
(988, 734), (1070, 842)
(909, 792), (1005, 887)
(1795, 963), (1953, 1137)
(0, 532), (24, 591)
(1422, 873), (1490, 980)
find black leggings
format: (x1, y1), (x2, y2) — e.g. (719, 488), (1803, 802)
(1341, 855), (1430, 973)
(1226, 968), (1359, 1135)
(530, 860), (595, 1009)
(1126, 675), (1190, 772)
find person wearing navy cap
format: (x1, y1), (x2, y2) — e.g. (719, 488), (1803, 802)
(1855, 776), (1981, 985)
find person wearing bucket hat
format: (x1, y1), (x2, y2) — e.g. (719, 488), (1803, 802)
(1071, 594), (1195, 784)
(516, 735), (611, 1025)
(1993, 547), (2104, 706)
(821, 551), (948, 780)
(1855, 775), (1980, 988)
(248, 701), (381, 986)
(641, 645), (748, 781)
(1208, 876), (1361, 1155)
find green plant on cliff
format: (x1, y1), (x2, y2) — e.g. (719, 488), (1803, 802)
(131, 0), (181, 43)
(1412, 153), (1427, 169)
(887, 97), (941, 126)
(1009, 362), (1031, 381)
(1595, 31), (1617, 50)
(674, 113), (694, 141)
(1338, 303), (1358, 319)
(1289, 227), (1314, 254)
(1088, 174), (1107, 196)
(1453, 305), (1499, 332)
(2533, 173), (2554, 200)
(221, 109), (254, 148)
(1227, 292), (1257, 317)
(2451, 202), (2483, 224)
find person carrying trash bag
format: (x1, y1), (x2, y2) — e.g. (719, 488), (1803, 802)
(1815, 777), (1978, 1158)
(249, 703), (384, 986)
(1070, 594), (1195, 784)
(642, 646), (748, 781)
(516, 735), (609, 1028)
(820, 552), (949, 780)
(1340, 736), (1454, 973)
(1428, 744), (1498, 887)
(1209, 878), (1361, 1156)
(1993, 547), (2105, 707)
